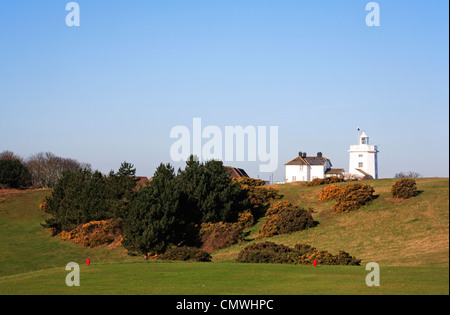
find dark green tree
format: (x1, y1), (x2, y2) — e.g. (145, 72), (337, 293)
(42, 162), (138, 234)
(107, 162), (138, 219)
(179, 156), (248, 223)
(122, 163), (183, 255)
(42, 168), (94, 233)
(0, 159), (32, 189)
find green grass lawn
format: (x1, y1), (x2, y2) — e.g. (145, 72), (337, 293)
(0, 178), (448, 295)
(0, 261), (447, 295)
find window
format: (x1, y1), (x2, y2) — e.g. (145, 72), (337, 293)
(358, 162), (364, 168)
(292, 176), (296, 181)
(359, 154), (363, 158)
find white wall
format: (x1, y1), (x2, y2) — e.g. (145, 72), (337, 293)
(286, 159), (332, 182)
(285, 165), (309, 182)
(349, 144), (378, 179)
(310, 165), (324, 180)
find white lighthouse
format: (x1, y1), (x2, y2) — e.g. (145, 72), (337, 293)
(348, 129), (379, 179)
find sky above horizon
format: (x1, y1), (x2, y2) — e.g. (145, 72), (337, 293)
(1, 0), (449, 181)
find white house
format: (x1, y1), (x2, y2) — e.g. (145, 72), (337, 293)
(285, 152), (342, 183)
(348, 130), (379, 179)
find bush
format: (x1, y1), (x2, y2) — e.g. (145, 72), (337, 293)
(327, 176), (345, 184)
(318, 184), (343, 202)
(158, 246), (211, 262)
(289, 244), (361, 265)
(391, 178), (418, 199)
(199, 222), (244, 252)
(59, 219), (121, 248)
(237, 210), (254, 229)
(39, 200), (50, 213)
(0, 159), (32, 189)
(234, 177), (281, 205)
(257, 200), (316, 238)
(306, 178), (326, 186)
(236, 241), (293, 264)
(306, 177), (344, 187)
(331, 183), (375, 213)
(237, 241), (361, 266)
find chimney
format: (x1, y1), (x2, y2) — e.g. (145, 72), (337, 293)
(317, 152), (322, 158)
(302, 152), (307, 158)
(298, 151), (302, 157)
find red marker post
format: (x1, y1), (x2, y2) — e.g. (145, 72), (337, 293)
(313, 260), (317, 267)
(86, 259), (90, 266)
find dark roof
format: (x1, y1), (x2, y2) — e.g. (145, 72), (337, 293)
(226, 167), (249, 179)
(304, 156), (328, 165)
(285, 155), (329, 166)
(325, 168), (344, 175)
(284, 156), (308, 166)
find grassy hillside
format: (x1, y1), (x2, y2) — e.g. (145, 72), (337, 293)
(0, 178), (448, 295)
(213, 178), (449, 267)
(0, 189), (138, 278)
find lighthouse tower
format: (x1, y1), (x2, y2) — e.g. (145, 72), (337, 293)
(348, 129), (379, 179)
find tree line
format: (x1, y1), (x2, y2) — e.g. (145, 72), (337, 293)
(0, 150), (90, 189)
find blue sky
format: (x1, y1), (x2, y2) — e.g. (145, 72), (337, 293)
(0, 0), (448, 181)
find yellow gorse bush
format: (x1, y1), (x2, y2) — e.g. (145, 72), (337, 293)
(318, 184), (343, 202)
(39, 199), (50, 213)
(57, 219), (121, 248)
(237, 210), (254, 229)
(233, 177), (281, 205)
(331, 183), (375, 213)
(257, 200), (315, 238)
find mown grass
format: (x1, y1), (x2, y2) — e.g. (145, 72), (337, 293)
(0, 261), (447, 295)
